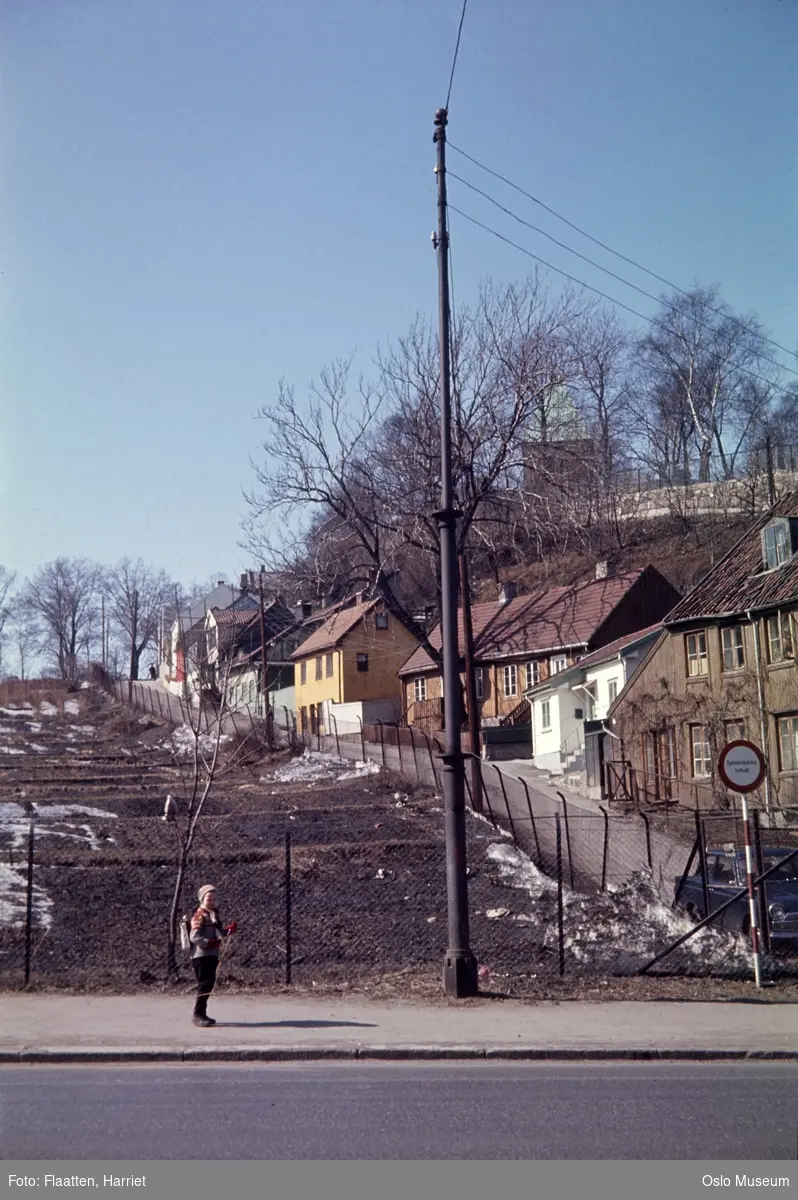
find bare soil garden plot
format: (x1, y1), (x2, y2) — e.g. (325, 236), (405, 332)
(2, 689), (797, 1001)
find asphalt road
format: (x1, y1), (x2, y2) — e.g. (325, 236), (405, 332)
(2, 1063), (798, 1159)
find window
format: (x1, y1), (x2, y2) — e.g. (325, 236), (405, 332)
(721, 625), (745, 671)
(357, 653), (369, 672)
(526, 661), (540, 689)
(778, 715), (798, 772)
(375, 612), (389, 630)
(325, 652), (334, 678)
(503, 664), (518, 698)
(300, 661), (307, 685)
(724, 719), (746, 744)
(767, 612), (794, 663)
(690, 724), (712, 778)
(709, 853), (735, 883)
(763, 520), (791, 569)
(475, 669), (484, 701)
(550, 655), (567, 675)
(315, 655), (323, 681)
(686, 631), (708, 677)
(413, 677), (427, 703)
(607, 678), (619, 705)
(541, 699), (551, 730)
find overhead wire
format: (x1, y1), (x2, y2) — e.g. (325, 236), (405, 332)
(445, 0), (470, 112)
(448, 170), (798, 380)
(447, 202), (796, 400)
(448, 141), (798, 365)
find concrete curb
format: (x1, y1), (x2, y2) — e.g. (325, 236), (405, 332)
(2, 1045), (798, 1064)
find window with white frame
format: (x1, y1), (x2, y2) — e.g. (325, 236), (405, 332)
(550, 655), (567, 675)
(413, 677), (427, 703)
(315, 655), (323, 681)
(686, 631), (708, 677)
(503, 664), (518, 698)
(607, 678), (618, 705)
(300, 661), (307, 685)
(763, 521), (791, 570)
(690, 724), (712, 778)
(375, 612), (389, 630)
(541, 699), (551, 730)
(767, 612), (794, 664)
(526, 661), (540, 689)
(475, 669), (484, 701)
(778, 714), (798, 772)
(721, 625), (745, 672)
(724, 719), (745, 744)
(325, 652), (334, 678)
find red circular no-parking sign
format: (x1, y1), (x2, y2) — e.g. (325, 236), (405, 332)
(717, 739), (767, 793)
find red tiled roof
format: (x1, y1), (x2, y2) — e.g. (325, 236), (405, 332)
(665, 493), (798, 623)
(563, 622), (662, 673)
(397, 600), (504, 676)
(290, 600), (377, 658)
(398, 571), (645, 675)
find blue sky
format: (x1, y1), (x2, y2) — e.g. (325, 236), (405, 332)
(2, 0), (796, 589)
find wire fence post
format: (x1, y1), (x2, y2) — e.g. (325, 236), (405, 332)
(24, 821), (34, 988)
(557, 792), (575, 889)
(422, 730), (437, 789)
(395, 724), (405, 777)
(519, 776), (541, 863)
(752, 808), (771, 953)
(555, 813), (565, 977)
(639, 809), (653, 870)
(156, 689), (163, 719)
(376, 720), (386, 770)
(331, 713), (341, 757)
(599, 804), (609, 892)
(356, 716), (366, 763)
(695, 810), (710, 919)
(284, 829), (292, 986)
(491, 764), (516, 844)
(409, 728), (420, 782)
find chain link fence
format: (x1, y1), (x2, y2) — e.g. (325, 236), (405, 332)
(4, 683), (798, 992)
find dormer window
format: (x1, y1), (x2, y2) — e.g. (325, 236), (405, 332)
(763, 519), (793, 569)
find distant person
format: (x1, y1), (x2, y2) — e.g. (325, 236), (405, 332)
(189, 884), (237, 1028)
(148, 664), (157, 680)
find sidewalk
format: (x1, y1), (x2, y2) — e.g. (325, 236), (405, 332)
(1, 995), (796, 1062)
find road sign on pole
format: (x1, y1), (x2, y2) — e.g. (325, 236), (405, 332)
(717, 739), (767, 794)
(717, 739), (767, 990)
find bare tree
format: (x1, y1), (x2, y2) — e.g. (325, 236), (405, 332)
(106, 558), (176, 681)
(634, 286), (779, 485)
(244, 275), (582, 637)
(21, 558), (102, 681)
(0, 566), (17, 677)
(5, 597), (40, 680)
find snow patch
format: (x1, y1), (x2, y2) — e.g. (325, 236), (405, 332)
(0, 864), (53, 929)
(266, 749), (381, 783)
(162, 726), (231, 759)
(64, 699), (80, 715)
(39, 702), (58, 716)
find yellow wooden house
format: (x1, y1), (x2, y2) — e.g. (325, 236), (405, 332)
(290, 595), (419, 735)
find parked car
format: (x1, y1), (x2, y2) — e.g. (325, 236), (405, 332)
(674, 847), (798, 944)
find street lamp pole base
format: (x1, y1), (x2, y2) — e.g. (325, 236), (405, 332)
(442, 949), (479, 998)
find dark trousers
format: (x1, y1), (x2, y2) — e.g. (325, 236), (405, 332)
(192, 956), (218, 1017)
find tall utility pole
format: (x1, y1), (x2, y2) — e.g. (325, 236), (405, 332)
(459, 553), (483, 813)
(432, 107), (478, 998)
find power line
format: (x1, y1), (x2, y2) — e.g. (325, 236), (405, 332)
(445, 0), (469, 111)
(448, 141), (798, 365)
(448, 202), (795, 400)
(448, 170), (798, 380)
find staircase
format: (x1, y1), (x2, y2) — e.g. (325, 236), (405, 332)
(500, 697), (531, 728)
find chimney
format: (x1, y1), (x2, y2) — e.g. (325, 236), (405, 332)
(297, 600), (313, 620)
(499, 580), (517, 606)
(239, 572), (249, 591)
(249, 570), (256, 587)
(217, 580), (225, 587)
(595, 561), (616, 581)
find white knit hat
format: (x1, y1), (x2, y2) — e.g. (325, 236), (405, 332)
(198, 884), (217, 904)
